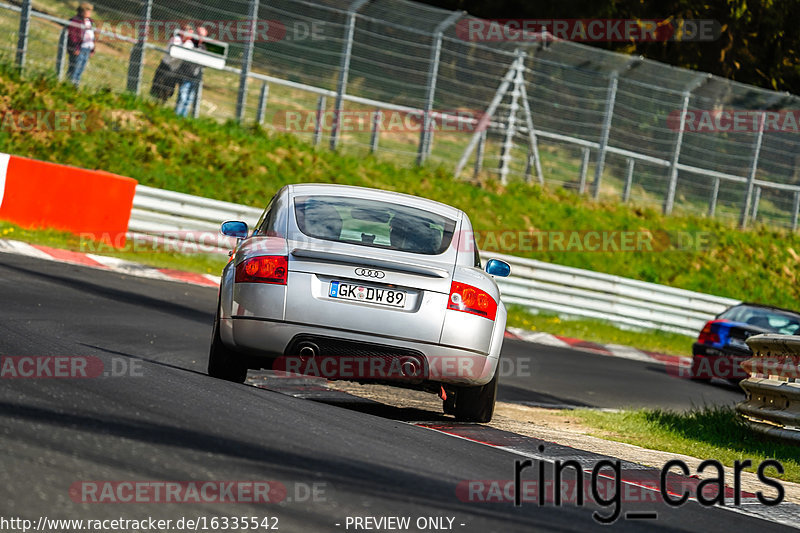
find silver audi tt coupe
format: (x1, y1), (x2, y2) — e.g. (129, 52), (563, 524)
(208, 184), (510, 422)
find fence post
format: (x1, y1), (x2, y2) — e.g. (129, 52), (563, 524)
(498, 49), (525, 185)
(740, 111), (766, 228)
(473, 130), (486, 179)
(55, 27), (68, 81)
(330, 0), (369, 151)
(126, 0), (153, 94)
(235, 0), (260, 122)
(708, 177), (720, 217)
(15, 0), (32, 69)
(751, 186), (761, 222)
(255, 82), (269, 125)
(592, 72), (618, 199)
(792, 191), (800, 231)
(369, 109), (381, 153)
(578, 147), (590, 194)
(622, 158), (634, 202)
(313, 96), (327, 146)
(663, 91), (690, 214)
(417, 11), (461, 166)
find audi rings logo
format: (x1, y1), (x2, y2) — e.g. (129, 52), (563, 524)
(355, 268), (385, 279)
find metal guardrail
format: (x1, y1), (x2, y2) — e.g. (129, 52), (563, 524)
(128, 185), (738, 336)
(738, 334), (800, 443)
(481, 251), (738, 336)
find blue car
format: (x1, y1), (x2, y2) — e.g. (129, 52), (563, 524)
(691, 303), (800, 382)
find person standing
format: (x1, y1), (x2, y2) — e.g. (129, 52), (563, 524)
(149, 24), (191, 104)
(174, 27), (207, 117)
(66, 2), (96, 87)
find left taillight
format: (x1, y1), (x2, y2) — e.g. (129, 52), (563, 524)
(448, 281), (497, 321)
(235, 255), (288, 285)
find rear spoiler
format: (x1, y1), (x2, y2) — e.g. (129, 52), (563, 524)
(290, 248), (450, 279)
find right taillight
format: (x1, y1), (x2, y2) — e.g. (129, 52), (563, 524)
(448, 281), (497, 320)
(235, 255), (288, 285)
(698, 320), (722, 345)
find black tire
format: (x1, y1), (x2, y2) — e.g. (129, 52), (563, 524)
(207, 308), (248, 384)
(452, 373), (498, 423)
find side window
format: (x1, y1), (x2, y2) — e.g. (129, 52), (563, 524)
(473, 235), (481, 268)
(253, 198), (275, 236)
(258, 192), (288, 237)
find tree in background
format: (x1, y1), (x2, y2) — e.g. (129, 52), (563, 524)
(421, 0), (800, 94)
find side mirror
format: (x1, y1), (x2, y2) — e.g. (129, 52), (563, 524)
(220, 220), (248, 238)
(485, 258), (511, 277)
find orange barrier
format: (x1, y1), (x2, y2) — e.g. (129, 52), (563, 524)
(0, 154), (137, 247)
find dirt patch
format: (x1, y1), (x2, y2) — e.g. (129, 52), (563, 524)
(329, 381), (800, 504)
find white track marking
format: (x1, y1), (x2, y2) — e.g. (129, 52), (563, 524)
(0, 153), (9, 210)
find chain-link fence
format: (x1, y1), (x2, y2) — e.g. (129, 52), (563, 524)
(4, 0), (800, 230)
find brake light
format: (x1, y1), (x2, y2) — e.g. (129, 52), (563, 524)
(235, 255), (288, 285)
(448, 281), (497, 320)
(698, 320), (722, 345)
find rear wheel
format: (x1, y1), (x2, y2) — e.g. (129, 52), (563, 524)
(208, 307), (248, 384)
(451, 373), (498, 423)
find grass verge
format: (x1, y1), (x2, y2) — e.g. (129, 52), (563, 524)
(505, 305), (693, 356)
(1, 64), (800, 309)
(0, 222), (228, 275)
(570, 406), (800, 484)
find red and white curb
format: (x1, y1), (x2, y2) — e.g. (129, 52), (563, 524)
(505, 327), (689, 369)
(0, 239), (221, 288)
(0, 238), (688, 366)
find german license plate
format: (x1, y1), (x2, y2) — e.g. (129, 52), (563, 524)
(329, 281), (405, 308)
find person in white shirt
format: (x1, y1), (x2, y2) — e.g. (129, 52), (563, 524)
(66, 2), (95, 87)
(175, 26), (207, 117)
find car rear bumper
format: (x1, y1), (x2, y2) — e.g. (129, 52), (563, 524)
(691, 343), (750, 380)
(221, 316), (497, 385)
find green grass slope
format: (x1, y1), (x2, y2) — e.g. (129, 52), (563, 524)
(1, 65), (799, 310)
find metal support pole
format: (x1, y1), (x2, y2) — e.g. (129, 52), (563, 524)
(498, 50), (525, 185)
(330, 0), (369, 151)
(708, 177), (720, 217)
(255, 83), (269, 125)
(126, 0), (152, 94)
(664, 91), (690, 214)
(191, 77), (203, 118)
(622, 158), (634, 202)
(313, 96), (327, 147)
(578, 148), (590, 194)
(454, 55), (520, 178)
(55, 27), (68, 81)
(740, 112), (766, 228)
(524, 149), (534, 183)
(792, 191), (800, 231)
(417, 11), (461, 166)
(369, 109), (381, 153)
(473, 130), (486, 179)
(235, 0), (260, 122)
(751, 186), (761, 222)
(592, 72), (618, 199)
(15, 0), (32, 68)
(518, 70), (544, 184)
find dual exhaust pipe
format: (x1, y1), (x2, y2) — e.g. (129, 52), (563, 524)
(294, 341), (422, 378)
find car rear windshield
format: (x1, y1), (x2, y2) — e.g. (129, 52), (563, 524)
(293, 195), (456, 255)
(720, 305), (800, 335)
